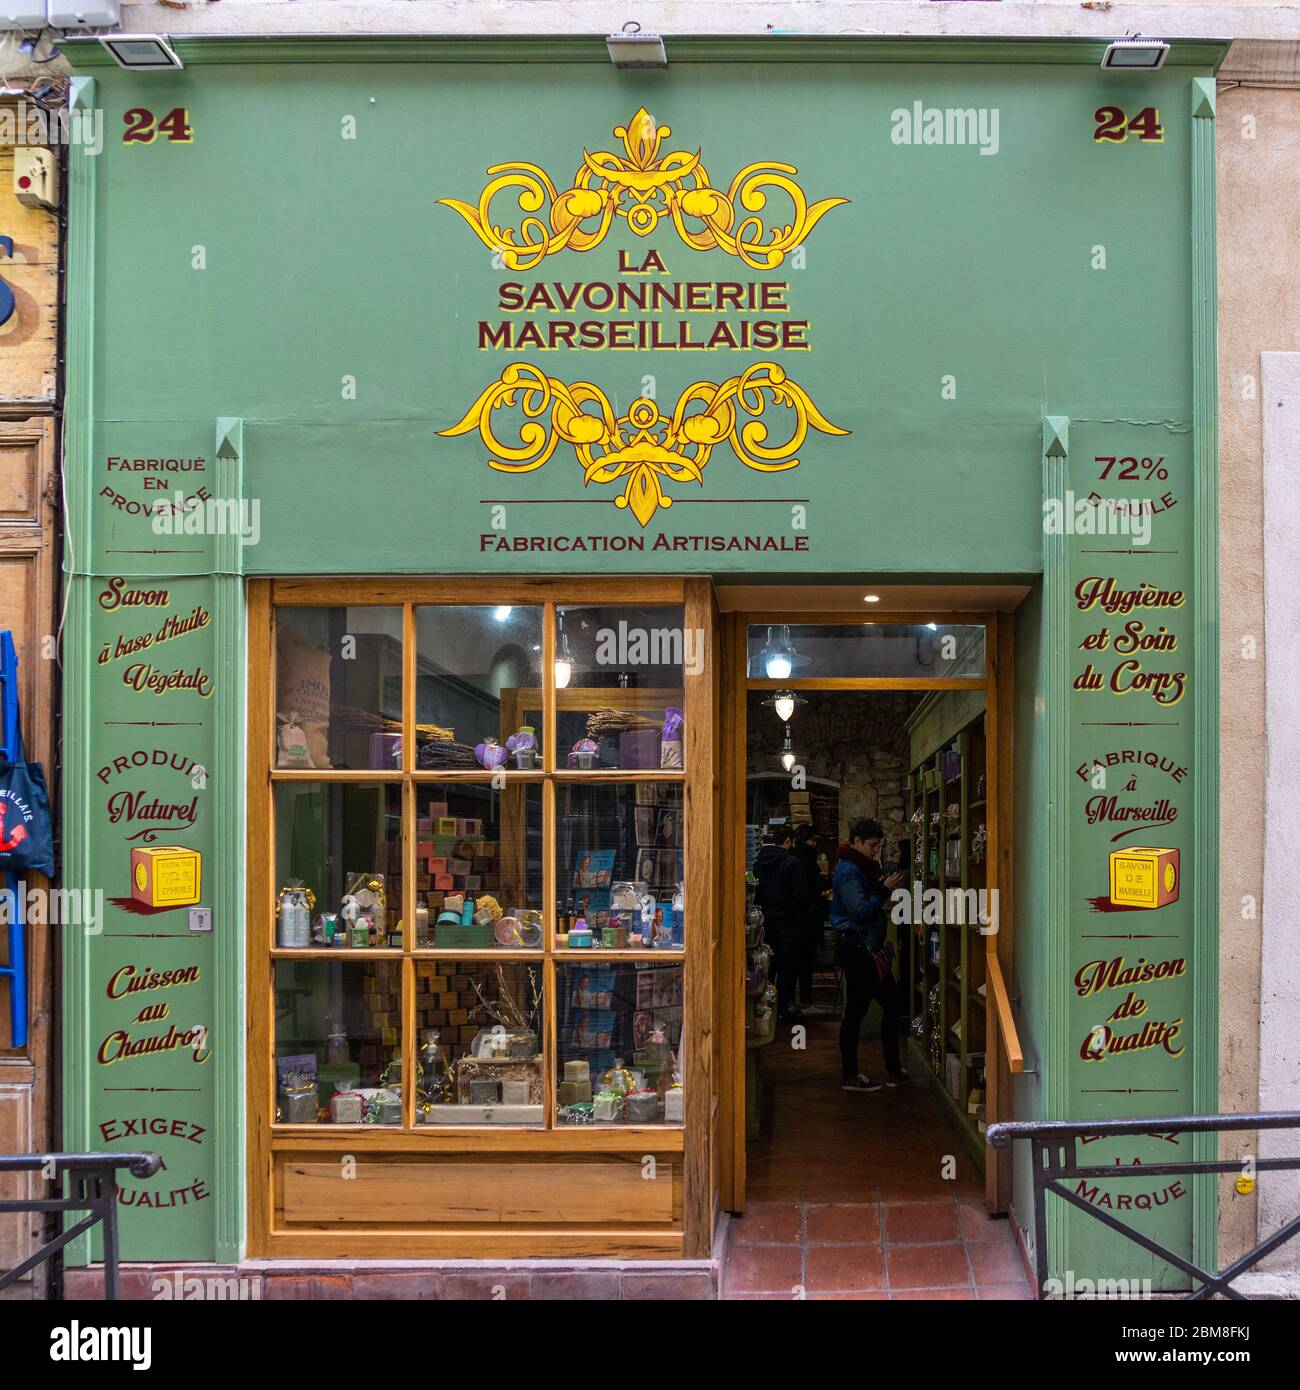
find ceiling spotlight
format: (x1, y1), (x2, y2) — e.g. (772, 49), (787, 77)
(98, 34), (184, 71)
(759, 625), (802, 681)
(1100, 37), (1169, 71)
(780, 726), (797, 773)
(606, 21), (667, 69)
(863, 594), (881, 604)
(763, 689), (807, 724)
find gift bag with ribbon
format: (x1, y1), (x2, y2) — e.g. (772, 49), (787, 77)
(0, 631), (53, 878)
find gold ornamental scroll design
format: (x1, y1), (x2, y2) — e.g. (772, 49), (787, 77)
(438, 361), (850, 527)
(437, 107), (848, 272)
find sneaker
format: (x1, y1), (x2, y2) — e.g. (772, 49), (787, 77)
(886, 1070), (911, 1088)
(841, 1074), (883, 1093)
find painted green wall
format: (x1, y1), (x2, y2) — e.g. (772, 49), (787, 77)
(60, 39), (1220, 1271)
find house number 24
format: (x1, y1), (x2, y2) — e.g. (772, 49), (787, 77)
(123, 108), (193, 144)
(1093, 107), (1163, 143)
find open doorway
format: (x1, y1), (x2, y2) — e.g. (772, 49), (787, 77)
(719, 611), (1020, 1291)
(743, 687), (989, 1196)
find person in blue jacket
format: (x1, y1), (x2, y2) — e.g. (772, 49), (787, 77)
(830, 818), (908, 1092)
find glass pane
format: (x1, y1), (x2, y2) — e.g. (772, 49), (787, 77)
(414, 783), (543, 948)
(414, 960), (545, 1126)
(556, 962), (684, 1126)
(556, 605), (687, 770)
(746, 623), (986, 680)
(274, 959), (403, 1125)
(414, 605), (543, 770)
(556, 782), (684, 950)
(275, 606), (404, 770)
(274, 782), (403, 949)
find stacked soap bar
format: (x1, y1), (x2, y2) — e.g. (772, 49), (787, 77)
(414, 799), (500, 910)
(557, 1059), (592, 1107)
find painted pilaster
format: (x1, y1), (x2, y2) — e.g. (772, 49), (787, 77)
(1189, 74), (1220, 1278)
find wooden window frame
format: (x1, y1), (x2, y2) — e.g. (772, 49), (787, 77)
(246, 577), (716, 1259)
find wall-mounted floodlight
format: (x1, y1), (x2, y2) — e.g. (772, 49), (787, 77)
(98, 34), (183, 70)
(606, 22), (667, 69)
(1100, 38), (1170, 71)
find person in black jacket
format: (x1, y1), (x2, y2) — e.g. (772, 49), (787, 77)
(829, 818), (908, 1091)
(752, 826), (811, 1020)
(791, 824), (829, 1013)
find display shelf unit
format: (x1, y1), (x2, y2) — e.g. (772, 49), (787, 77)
(906, 715), (988, 1162)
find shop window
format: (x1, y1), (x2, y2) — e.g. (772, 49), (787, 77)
(263, 587), (691, 1137)
(414, 605), (543, 769)
(273, 782), (404, 949)
(556, 962), (684, 1126)
(413, 960), (545, 1126)
(275, 606), (404, 769)
(413, 782), (543, 948)
(274, 958), (404, 1125)
(747, 622), (986, 680)
(555, 604), (686, 770)
(555, 781), (684, 949)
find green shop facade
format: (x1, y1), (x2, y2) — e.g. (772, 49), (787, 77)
(59, 36), (1223, 1286)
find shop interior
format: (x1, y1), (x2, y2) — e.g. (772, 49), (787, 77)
(739, 620), (993, 1208)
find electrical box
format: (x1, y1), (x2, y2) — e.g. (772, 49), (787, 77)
(13, 147), (57, 212)
(0, 6), (48, 28)
(46, 1), (121, 27)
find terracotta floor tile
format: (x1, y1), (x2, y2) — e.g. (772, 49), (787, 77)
(883, 1200), (961, 1245)
(890, 1287), (979, 1300)
(979, 1282), (1035, 1301)
(730, 1202), (803, 1246)
(968, 1241), (1030, 1287)
(804, 1203), (880, 1244)
(885, 1242), (973, 1291)
(877, 1178), (959, 1204)
(730, 1011), (1007, 1300)
(804, 1244), (886, 1293)
(723, 1243), (804, 1296)
(959, 1204), (1014, 1244)
(810, 1290), (889, 1300)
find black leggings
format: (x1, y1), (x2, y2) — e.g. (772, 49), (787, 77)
(839, 938), (901, 1080)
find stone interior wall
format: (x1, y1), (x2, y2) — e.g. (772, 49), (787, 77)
(746, 691), (921, 844)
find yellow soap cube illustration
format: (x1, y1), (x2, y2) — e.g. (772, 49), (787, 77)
(131, 845), (202, 909)
(1109, 846), (1180, 909)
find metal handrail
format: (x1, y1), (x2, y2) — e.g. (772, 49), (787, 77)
(987, 1111), (1300, 1300)
(0, 1152), (162, 1299)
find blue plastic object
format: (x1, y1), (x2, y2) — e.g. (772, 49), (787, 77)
(0, 630), (28, 1048)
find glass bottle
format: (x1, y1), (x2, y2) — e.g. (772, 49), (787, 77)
(418, 1029), (452, 1104)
